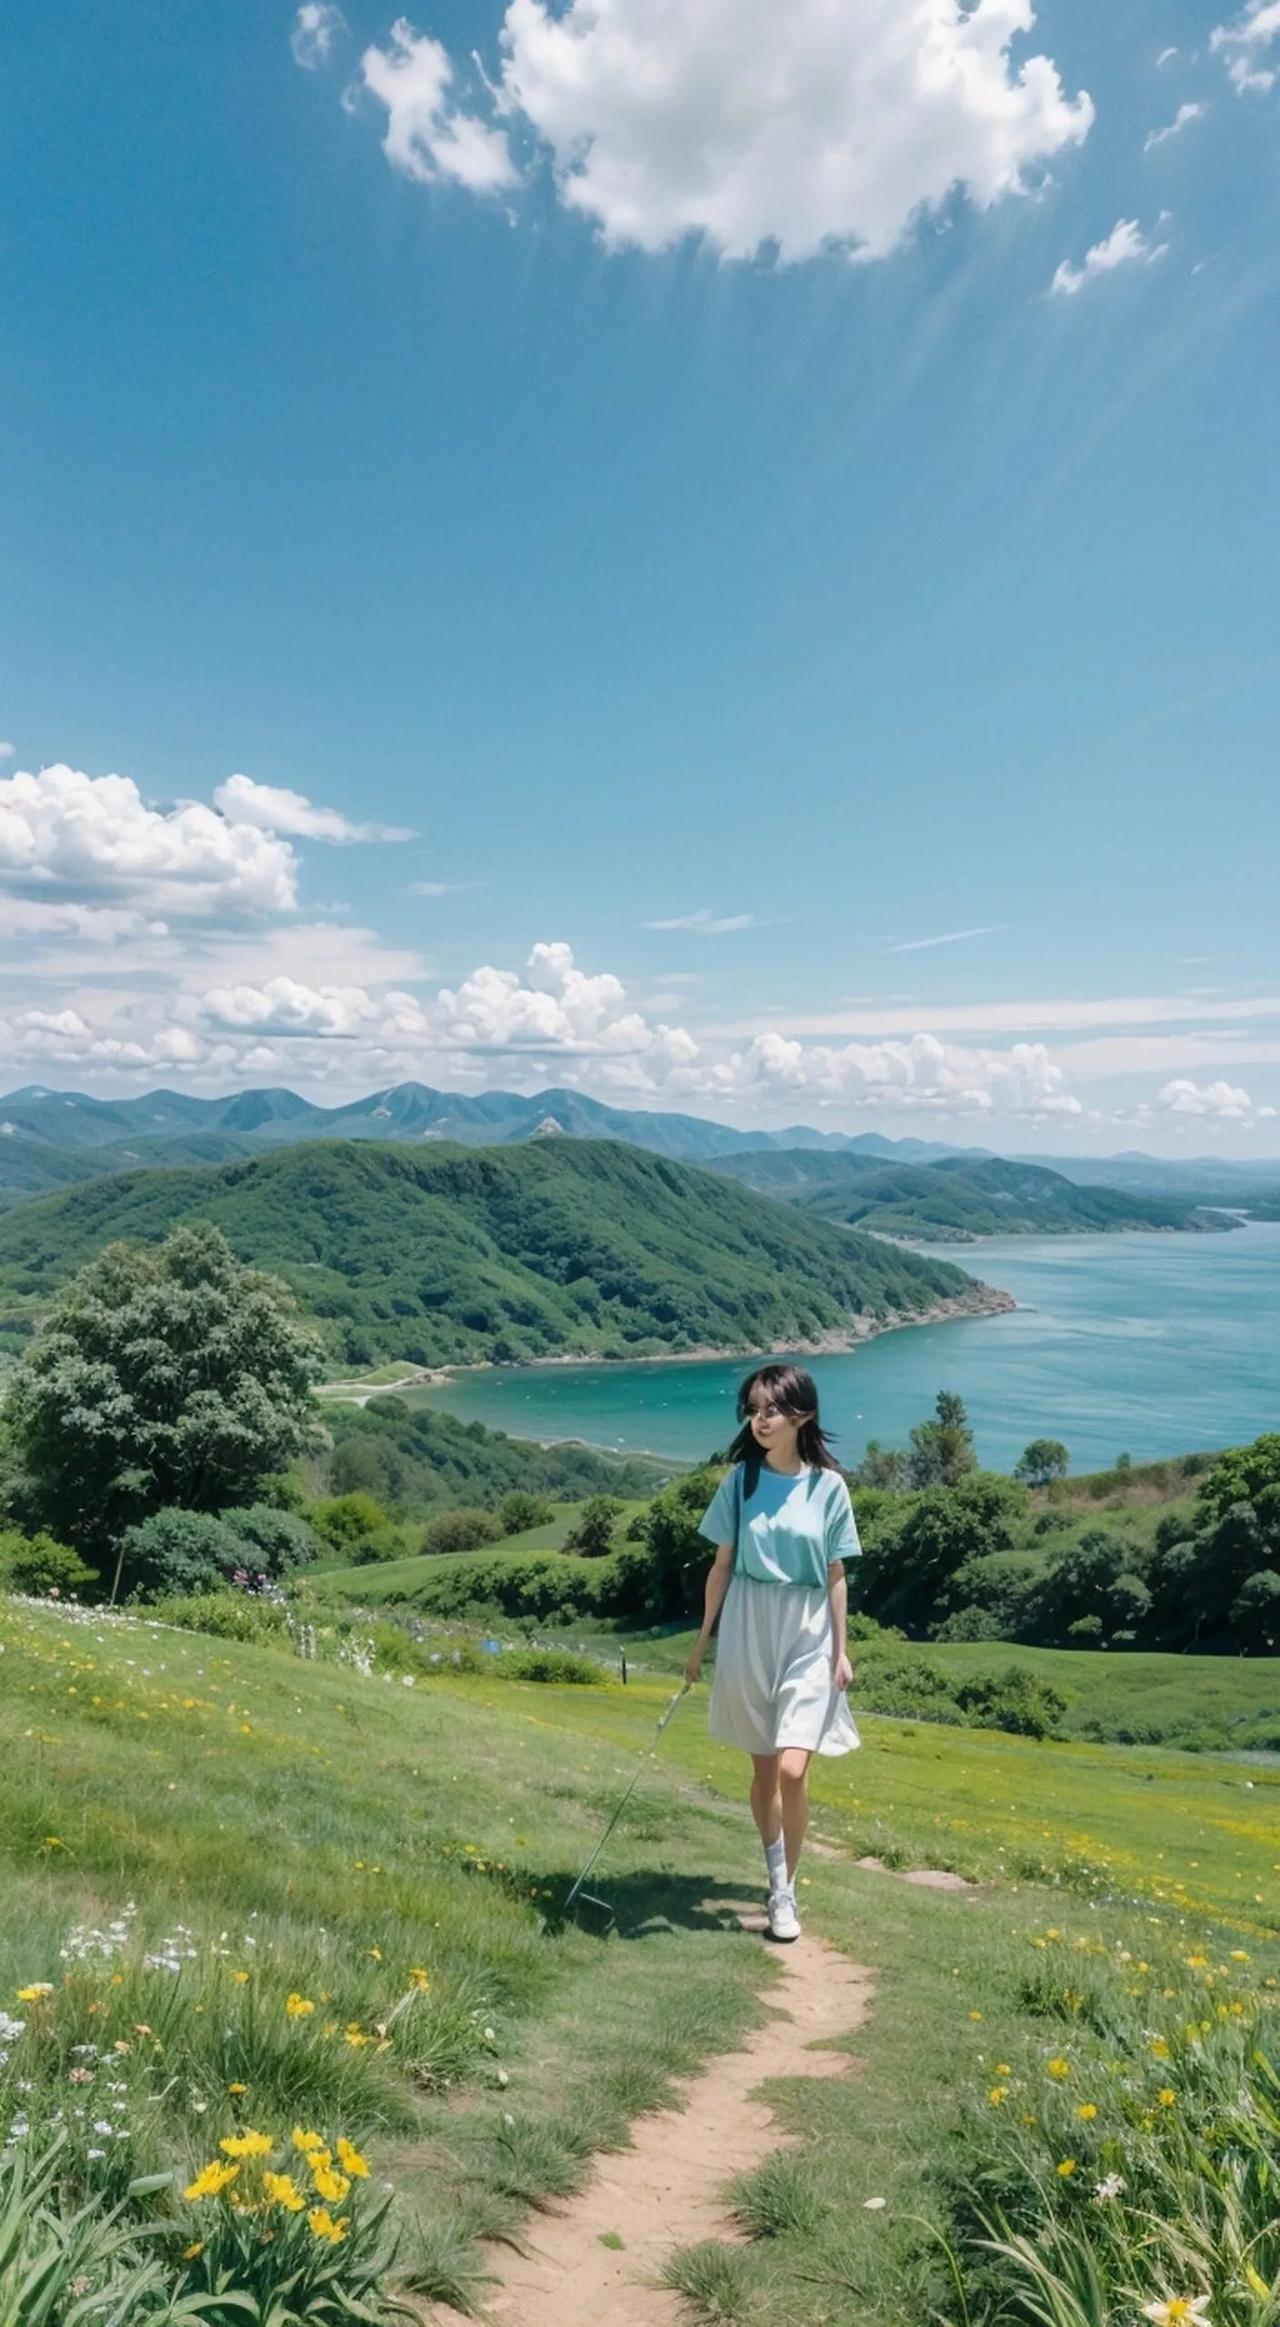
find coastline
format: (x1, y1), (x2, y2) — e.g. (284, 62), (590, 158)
(317, 1279), (1016, 1401)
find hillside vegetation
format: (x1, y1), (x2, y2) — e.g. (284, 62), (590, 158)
(707, 1147), (1229, 1239)
(0, 1136), (989, 1366)
(1, 1594), (1276, 2327)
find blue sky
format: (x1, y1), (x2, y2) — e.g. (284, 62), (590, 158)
(1, 0), (1278, 1152)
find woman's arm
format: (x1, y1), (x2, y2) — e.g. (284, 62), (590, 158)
(685, 1543), (734, 1683)
(828, 1559), (853, 1692)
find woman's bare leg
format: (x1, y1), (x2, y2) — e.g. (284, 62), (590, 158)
(779, 1747), (812, 1881)
(749, 1752), (782, 1849)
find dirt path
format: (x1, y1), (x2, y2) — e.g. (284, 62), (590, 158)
(419, 1912), (873, 2327)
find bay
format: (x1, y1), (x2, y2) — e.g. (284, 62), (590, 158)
(401, 1222), (1280, 1474)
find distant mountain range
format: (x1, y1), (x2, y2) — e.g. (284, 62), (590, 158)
(2, 1079), (1276, 1222)
(703, 1149), (1233, 1241)
(0, 1138), (1005, 1370)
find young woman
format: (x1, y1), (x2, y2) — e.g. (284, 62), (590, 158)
(684, 1363), (860, 1943)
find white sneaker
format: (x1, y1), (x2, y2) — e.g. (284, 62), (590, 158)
(767, 1885), (801, 1943)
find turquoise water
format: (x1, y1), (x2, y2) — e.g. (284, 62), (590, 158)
(405, 1223), (1280, 1473)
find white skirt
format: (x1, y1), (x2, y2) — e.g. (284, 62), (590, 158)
(709, 1577), (861, 1758)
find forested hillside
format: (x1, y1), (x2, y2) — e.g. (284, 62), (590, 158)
(0, 1136), (995, 1366)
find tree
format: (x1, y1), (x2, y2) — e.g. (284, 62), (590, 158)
(855, 1441), (908, 1490)
(0, 1528), (98, 1600)
(907, 1392), (977, 1490)
(1014, 1439), (1070, 1488)
(856, 1473), (1025, 1634)
(4, 1224), (324, 1559)
(564, 1494), (625, 1558)
(1149, 1434), (1280, 1652)
(632, 1469), (721, 1620)
(1037, 1529), (1151, 1647)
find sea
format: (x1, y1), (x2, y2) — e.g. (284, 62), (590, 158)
(399, 1221), (1280, 1474)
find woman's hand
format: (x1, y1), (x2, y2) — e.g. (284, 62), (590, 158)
(684, 1639), (707, 1685)
(833, 1650), (854, 1693)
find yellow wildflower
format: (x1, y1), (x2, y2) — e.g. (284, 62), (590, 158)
(1157, 2087), (1177, 2108)
(1076, 2103), (1099, 2122)
(408, 1967), (431, 1992)
(182, 2241), (205, 2261)
(336, 2138), (369, 2179)
(1230, 1951), (1249, 1963)
(220, 2130), (274, 2159)
(185, 2160), (240, 2201)
(343, 2024), (370, 2049)
(263, 2172), (306, 2213)
(308, 2207), (349, 2244)
(311, 2165), (351, 2204)
(227, 2083), (247, 2097)
(291, 2126), (326, 2155)
(988, 2086), (1008, 2106)
(285, 1993), (315, 2019)
(1150, 2038), (1171, 2060)
(233, 1971), (251, 1985)
(1056, 2159), (1078, 2178)
(994, 2063), (1011, 2077)
(968, 2010), (984, 2023)
(15, 1984), (54, 2003)
(1047, 2058), (1071, 2081)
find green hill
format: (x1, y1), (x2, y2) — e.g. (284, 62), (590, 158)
(706, 1147), (1227, 1240)
(0, 1136), (995, 1367)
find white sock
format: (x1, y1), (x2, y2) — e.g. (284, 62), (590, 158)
(764, 1835), (787, 1891)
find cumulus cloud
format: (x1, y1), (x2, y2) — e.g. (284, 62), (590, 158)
(708, 1029), (1082, 1118)
(1211, 0), (1280, 91)
(213, 773), (413, 845)
(292, 2), (346, 70)
(359, 0), (1092, 264)
(0, 765), (299, 918)
(1051, 216), (1169, 295)
(1145, 101), (1208, 149)
(0, 1005), (205, 1072)
(360, 20), (518, 191)
(642, 908), (757, 935)
(1156, 1077), (1276, 1120)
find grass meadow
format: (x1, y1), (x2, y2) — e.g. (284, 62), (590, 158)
(1, 1592), (1278, 2324)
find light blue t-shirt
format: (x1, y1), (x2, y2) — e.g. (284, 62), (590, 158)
(697, 1462), (861, 1590)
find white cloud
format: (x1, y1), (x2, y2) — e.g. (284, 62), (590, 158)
(1211, 0), (1280, 91)
(642, 908), (757, 935)
(707, 1029), (1082, 1118)
(0, 765), (299, 918)
(1156, 1077), (1276, 1120)
(0, 1006), (205, 1073)
(1157, 45), (1180, 67)
(361, 20), (518, 192)
(884, 924), (1000, 953)
(358, 1), (1092, 264)
(500, 0), (1093, 262)
(1051, 216), (1169, 295)
(1145, 101), (1208, 149)
(213, 773), (412, 845)
(197, 976), (430, 1043)
(0, 741), (14, 760)
(292, 2), (346, 70)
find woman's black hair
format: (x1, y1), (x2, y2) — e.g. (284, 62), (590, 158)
(727, 1363), (841, 1498)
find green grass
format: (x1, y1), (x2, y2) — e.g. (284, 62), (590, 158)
(2, 1594), (1278, 2325)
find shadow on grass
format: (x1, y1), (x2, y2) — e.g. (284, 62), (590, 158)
(538, 1867), (759, 1942)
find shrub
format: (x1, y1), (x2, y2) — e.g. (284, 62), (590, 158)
(151, 1590), (292, 1645)
(119, 1508), (247, 1601)
(217, 1503), (321, 1575)
(934, 1605), (1006, 1642)
(421, 1507), (503, 1557)
(563, 1495), (625, 1557)
(0, 1527), (99, 1600)
(953, 1666), (1067, 1740)
(497, 1490), (558, 1536)
(310, 1492), (391, 1553)
(499, 1647), (606, 1685)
